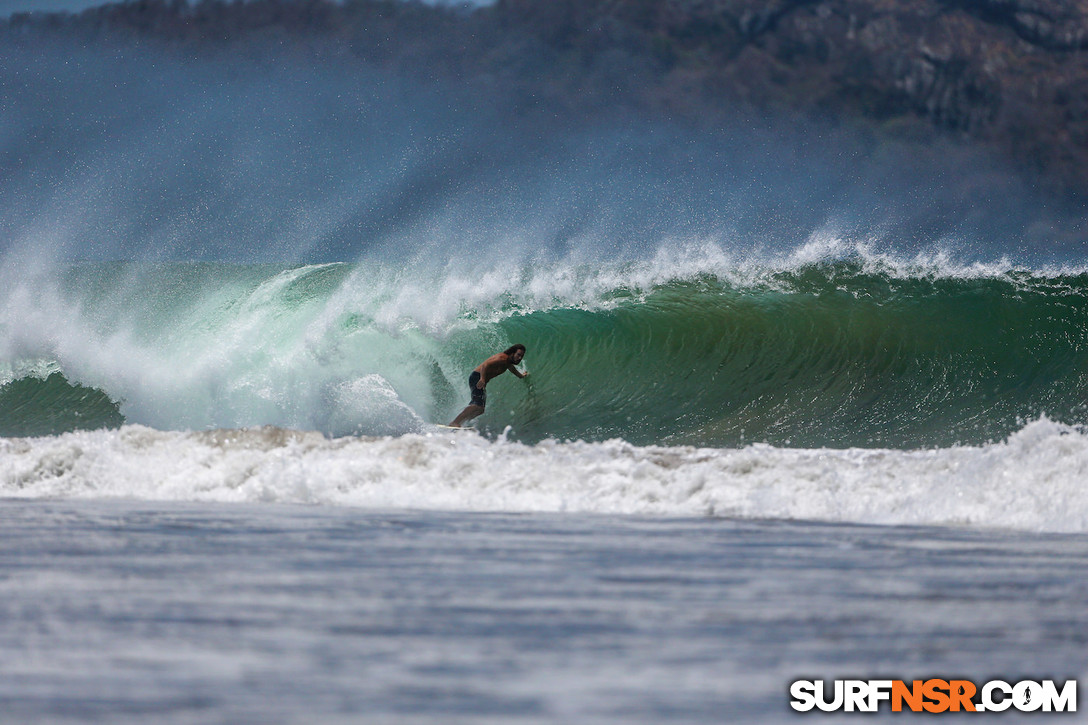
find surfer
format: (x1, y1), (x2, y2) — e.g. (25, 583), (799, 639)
(448, 344), (529, 427)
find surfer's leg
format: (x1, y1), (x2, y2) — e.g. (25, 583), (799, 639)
(450, 372), (486, 426)
(450, 404), (484, 427)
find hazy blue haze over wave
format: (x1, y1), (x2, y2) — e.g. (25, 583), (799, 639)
(0, 26), (1076, 266)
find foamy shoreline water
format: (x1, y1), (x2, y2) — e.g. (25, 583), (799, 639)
(2, 417), (1085, 533)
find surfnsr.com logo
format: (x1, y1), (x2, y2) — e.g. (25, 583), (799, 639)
(790, 679), (1077, 713)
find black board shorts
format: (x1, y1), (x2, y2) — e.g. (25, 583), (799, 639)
(468, 371), (486, 408)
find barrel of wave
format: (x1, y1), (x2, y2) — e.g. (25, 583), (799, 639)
(483, 272), (1088, 448)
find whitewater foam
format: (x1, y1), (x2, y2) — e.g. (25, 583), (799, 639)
(2, 417), (1084, 533)
(361, 235), (1088, 330)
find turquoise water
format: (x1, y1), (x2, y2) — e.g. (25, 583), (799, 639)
(3, 259), (1086, 448)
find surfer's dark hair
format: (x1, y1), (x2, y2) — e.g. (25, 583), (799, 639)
(504, 344), (526, 355)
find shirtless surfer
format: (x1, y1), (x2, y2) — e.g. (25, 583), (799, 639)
(448, 344), (528, 427)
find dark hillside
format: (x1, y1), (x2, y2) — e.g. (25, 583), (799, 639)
(5, 0), (1088, 199)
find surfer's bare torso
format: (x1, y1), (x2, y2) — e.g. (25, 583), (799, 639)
(474, 350), (527, 388)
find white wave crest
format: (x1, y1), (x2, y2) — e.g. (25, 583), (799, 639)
(1, 417), (1085, 533)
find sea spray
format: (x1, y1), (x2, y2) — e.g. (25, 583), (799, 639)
(0, 250), (1086, 447)
(1, 417), (1086, 533)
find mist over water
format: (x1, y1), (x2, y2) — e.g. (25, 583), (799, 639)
(1, 31), (1076, 270)
(2, 25), (1087, 446)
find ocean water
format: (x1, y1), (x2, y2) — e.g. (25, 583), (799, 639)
(3, 252), (1087, 723)
(2, 14), (1088, 722)
(2, 253), (1087, 533)
(3, 499), (1087, 724)
(5, 253), (1088, 446)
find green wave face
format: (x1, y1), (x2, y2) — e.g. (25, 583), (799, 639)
(3, 261), (1087, 447)
(481, 268), (1088, 447)
(0, 372), (123, 437)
